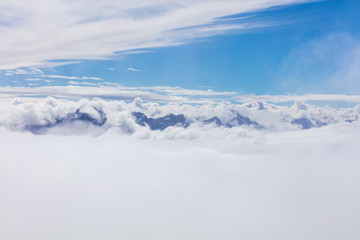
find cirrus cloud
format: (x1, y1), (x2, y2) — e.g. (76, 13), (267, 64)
(0, 0), (315, 70)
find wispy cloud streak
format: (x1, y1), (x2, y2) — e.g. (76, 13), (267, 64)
(1, 85), (360, 104)
(237, 94), (360, 103)
(127, 68), (141, 72)
(0, 0), (315, 70)
(42, 75), (103, 81)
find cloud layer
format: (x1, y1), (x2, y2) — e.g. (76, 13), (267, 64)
(0, 0), (313, 69)
(1, 117), (360, 239)
(0, 97), (359, 139)
(2, 85), (360, 104)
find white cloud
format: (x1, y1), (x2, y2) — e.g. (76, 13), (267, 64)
(68, 81), (101, 86)
(0, 85), (237, 103)
(0, 119), (360, 239)
(1, 85), (360, 105)
(127, 67), (141, 72)
(5, 67), (43, 75)
(0, 96), (358, 138)
(42, 75), (103, 81)
(0, 94), (359, 240)
(0, 86), (189, 103)
(0, 0), (315, 70)
(237, 94), (360, 103)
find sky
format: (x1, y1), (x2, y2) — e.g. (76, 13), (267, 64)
(0, 0), (360, 101)
(1, 1), (360, 239)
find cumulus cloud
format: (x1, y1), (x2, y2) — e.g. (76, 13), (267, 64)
(0, 0), (315, 70)
(0, 97), (358, 138)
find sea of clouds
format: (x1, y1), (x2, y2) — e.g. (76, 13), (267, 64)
(0, 97), (359, 138)
(1, 97), (360, 239)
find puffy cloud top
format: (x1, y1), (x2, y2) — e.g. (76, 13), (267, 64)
(0, 97), (358, 139)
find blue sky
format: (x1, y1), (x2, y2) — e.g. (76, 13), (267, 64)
(0, 0), (360, 99)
